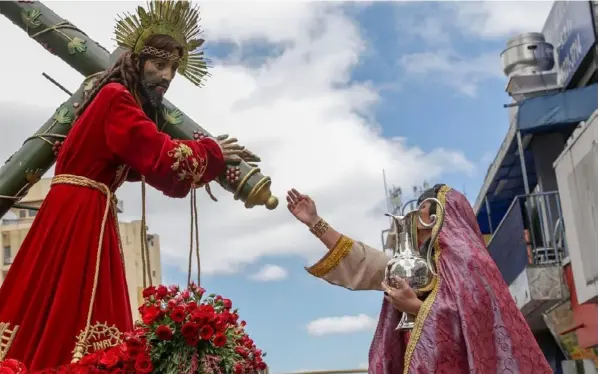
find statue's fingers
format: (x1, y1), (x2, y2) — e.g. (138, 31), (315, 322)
(244, 155), (262, 162)
(220, 137), (239, 145)
(223, 144), (245, 151)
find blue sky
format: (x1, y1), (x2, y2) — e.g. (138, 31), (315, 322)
(0, 1), (553, 373)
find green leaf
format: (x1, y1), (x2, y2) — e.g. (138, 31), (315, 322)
(162, 107), (184, 125)
(67, 37), (87, 55)
(21, 8), (42, 28)
(53, 107), (73, 125)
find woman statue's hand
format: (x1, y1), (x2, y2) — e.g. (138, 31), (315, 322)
(382, 280), (422, 315)
(286, 189), (319, 226)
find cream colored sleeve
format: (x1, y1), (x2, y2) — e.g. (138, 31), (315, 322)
(305, 235), (389, 291)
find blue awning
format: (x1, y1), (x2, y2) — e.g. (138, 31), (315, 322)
(475, 84), (598, 235)
(518, 83), (598, 134)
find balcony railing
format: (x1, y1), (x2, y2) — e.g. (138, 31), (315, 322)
(487, 191), (566, 285)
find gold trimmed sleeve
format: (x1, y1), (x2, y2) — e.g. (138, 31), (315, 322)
(306, 235), (354, 278)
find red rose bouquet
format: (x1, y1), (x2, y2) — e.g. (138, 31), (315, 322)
(0, 283), (267, 374)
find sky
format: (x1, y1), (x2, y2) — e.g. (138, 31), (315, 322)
(0, 1), (554, 372)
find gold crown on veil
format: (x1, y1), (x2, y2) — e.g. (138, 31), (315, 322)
(114, 0), (209, 86)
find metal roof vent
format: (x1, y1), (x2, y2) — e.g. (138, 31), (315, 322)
(501, 32), (561, 101)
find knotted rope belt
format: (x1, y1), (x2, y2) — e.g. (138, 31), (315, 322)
(51, 174), (125, 362)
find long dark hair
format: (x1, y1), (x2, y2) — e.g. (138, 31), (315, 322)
(418, 184), (445, 216)
(75, 34), (184, 118)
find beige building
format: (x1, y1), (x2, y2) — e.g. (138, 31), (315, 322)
(0, 178), (162, 321)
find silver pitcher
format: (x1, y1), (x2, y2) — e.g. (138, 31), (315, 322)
(384, 197), (445, 330)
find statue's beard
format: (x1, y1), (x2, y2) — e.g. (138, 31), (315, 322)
(140, 79), (164, 108)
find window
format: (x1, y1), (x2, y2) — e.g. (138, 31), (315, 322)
(18, 210), (26, 218)
(3, 247), (11, 265)
(152, 270), (156, 277)
(28, 209), (38, 217)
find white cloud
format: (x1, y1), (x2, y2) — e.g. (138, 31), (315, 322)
(395, 1), (554, 96)
(306, 314), (377, 336)
(399, 50), (502, 96)
(249, 264), (288, 282)
(451, 2), (554, 39)
(0, 2), (475, 277)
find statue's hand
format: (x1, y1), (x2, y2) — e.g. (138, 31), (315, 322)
(286, 189), (319, 226)
(214, 134), (261, 165)
(215, 134), (244, 163)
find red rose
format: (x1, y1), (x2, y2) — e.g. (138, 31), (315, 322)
(240, 320), (247, 327)
(180, 322), (199, 338)
(186, 302), (198, 313)
(235, 346), (248, 357)
(181, 290), (190, 299)
(258, 362), (267, 370)
(1, 359), (25, 372)
(69, 366), (92, 374)
(141, 305), (163, 325)
(155, 285), (168, 299)
(199, 325), (214, 340)
(233, 363), (243, 374)
(155, 325), (174, 341)
(185, 335), (199, 347)
(193, 286), (206, 297)
(111, 369), (125, 374)
(170, 306), (186, 323)
(99, 349), (120, 369)
(0, 368), (16, 374)
(79, 351), (100, 366)
(222, 299), (232, 309)
(212, 332), (227, 347)
(167, 299), (177, 309)
(134, 355), (153, 374)
(142, 286), (156, 298)
(124, 337), (143, 359)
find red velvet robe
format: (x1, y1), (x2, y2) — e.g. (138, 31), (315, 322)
(0, 83), (225, 370)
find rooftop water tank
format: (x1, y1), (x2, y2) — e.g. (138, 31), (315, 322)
(501, 32), (555, 78)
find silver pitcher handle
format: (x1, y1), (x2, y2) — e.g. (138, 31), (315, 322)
(416, 197), (445, 276)
(384, 213), (403, 256)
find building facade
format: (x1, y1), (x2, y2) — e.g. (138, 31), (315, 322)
(0, 178), (162, 321)
(474, 1), (597, 372)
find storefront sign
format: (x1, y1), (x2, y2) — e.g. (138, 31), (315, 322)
(543, 1), (597, 88)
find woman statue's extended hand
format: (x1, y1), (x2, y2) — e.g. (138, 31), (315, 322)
(286, 189), (319, 226)
(382, 280), (422, 316)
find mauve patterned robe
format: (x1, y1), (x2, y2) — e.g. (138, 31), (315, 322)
(305, 186), (552, 374)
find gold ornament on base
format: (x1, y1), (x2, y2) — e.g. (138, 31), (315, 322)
(71, 322), (123, 363)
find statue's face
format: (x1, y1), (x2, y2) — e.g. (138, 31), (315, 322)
(140, 57), (179, 107)
(417, 201), (434, 231)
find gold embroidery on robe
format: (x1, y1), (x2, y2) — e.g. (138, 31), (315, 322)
(0, 321), (19, 360)
(168, 141), (208, 184)
(307, 235), (354, 278)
